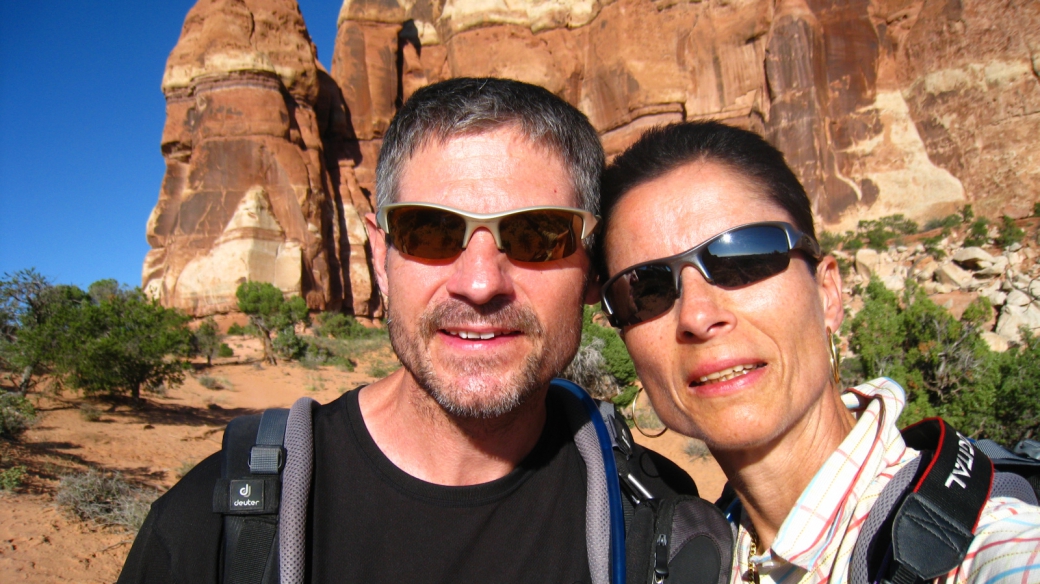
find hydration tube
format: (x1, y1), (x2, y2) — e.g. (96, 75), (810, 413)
(551, 378), (626, 584)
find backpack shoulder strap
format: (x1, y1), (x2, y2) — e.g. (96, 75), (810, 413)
(214, 408), (289, 584)
(850, 418), (994, 584)
(214, 397), (318, 584)
(550, 378), (626, 584)
(279, 397), (319, 584)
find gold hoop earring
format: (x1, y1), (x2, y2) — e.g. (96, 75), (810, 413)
(827, 327), (841, 388)
(629, 386), (668, 438)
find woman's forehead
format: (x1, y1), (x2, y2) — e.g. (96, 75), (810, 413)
(604, 161), (793, 267)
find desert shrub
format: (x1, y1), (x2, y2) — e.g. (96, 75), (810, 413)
(226, 323), (249, 336)
(58, 289), (192, 402)
(961, 204), (975, 223)
(995, 215), (1024, 249)
(856, 215), (918, 250)
(314, 312), (384, 340)
(989, 332), (1040, 444)
(197, 375), (222, 390)
(192, 317), (223, 366)
(561, 338), (621, 401)
(921, 234), (947, 260)
(0, 465), (27, 491)
(217, 343), (234, 358)
(683, 439), (712, 461)
(0, 392), (36, 439)
(273, 328), (308, 361)
(367, 359), (401, 378)
(1033, 202), (1040, 217)
(924, 214), (962, 232)
(304, 334), (388, 371)
(79, 403), (102, 422)
(847, 279), (999, 434)
(174, 460), (196, 479)
(818, 231), (847, 254)
(580, 305), (637, 386)
(964, 218), (990, 247)
(236, 282), (310, 364)
(57, 469), (155, 532)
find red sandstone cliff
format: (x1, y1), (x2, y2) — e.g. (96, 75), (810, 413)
(144, 0), (1040, 316)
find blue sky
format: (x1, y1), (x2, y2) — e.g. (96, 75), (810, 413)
(0, 1), (342, 290)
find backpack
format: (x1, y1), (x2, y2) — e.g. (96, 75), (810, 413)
(849, 418), (1040, 584)
(212, 378), (733, 584)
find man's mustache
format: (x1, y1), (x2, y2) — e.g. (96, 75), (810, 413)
(419, 298), (543, 341)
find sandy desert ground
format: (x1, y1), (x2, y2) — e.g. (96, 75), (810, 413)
(0, 336), (725, 583)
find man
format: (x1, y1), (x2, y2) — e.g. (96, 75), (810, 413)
(118, 78), (696, 584)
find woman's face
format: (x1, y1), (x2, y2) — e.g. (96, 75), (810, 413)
(604, 161), (844, 452)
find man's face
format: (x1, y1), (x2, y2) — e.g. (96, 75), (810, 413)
(368, 126), (593, 418)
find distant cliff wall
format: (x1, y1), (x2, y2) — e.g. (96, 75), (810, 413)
(144, 0), (1040, 316)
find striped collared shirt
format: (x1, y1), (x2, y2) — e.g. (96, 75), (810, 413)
(728, 377), (1040, 584)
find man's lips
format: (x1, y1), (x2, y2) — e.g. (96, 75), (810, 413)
(440, 328), (521, 341)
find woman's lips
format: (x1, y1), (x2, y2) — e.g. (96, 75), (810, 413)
(687, 362), (767, 397)
(690, 363), (764, 386)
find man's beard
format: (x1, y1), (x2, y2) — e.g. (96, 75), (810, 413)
(388, 297), (582, 419)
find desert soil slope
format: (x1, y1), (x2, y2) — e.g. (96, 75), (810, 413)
(0, 337), (725, 583)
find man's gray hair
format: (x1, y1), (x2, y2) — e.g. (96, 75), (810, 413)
(375, 78), (604, 216)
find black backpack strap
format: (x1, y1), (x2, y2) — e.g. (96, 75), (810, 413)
(853, 418), (994, 584)
(214, 409), (290, 584)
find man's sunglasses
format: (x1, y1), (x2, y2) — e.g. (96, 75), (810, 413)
(376, 203), (599, 263)
(601, 221), (822, 327)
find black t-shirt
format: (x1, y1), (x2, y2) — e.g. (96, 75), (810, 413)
(118, 389), (591, 584)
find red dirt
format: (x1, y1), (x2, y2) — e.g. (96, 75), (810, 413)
(0, 336), (726, 582)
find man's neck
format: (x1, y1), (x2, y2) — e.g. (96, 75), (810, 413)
(357, 368), (549, 486)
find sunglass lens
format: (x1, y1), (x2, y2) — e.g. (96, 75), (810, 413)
(608, 264), (677, 326)
(386, 207), (467, 259)
(703, 226), (791, 287)
(499, 210), (581, 262)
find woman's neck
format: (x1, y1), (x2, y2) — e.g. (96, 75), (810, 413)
(714, 386), (856, 549)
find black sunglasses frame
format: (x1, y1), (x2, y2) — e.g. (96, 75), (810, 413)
(601, 221), (822, 327)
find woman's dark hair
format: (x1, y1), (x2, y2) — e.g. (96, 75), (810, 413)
(595, 121), (817, 280)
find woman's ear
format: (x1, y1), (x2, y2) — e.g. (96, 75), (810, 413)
(365, 213), (390, 298)
(816, 255), (844, 333)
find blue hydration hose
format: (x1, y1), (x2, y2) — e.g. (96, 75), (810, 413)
(551, 378), (626, 584)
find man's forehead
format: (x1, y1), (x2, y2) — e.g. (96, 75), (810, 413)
(396, 127), (578, 211)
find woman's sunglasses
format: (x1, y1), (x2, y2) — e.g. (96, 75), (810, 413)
(376, 203), (599, 263)
(601, 221), (821, 327)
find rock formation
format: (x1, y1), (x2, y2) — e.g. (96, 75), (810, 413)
(143, 0), (379, 318)
(330, 0), (1039, 227)
(146, 0), (1039, 317)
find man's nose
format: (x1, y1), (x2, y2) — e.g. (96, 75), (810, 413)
(444, 228), (514, 304)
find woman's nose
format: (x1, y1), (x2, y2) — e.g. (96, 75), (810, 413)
(674, 267), (736, 342)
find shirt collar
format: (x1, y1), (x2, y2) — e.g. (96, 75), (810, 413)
(766, 378), (908, 572)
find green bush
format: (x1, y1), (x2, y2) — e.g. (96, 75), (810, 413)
(923, 214), (962, 232)
(1033, 201), (1040, 217)
(217, 343), (234, 358)
(964, 218), (990, 247)
(0, 392), (36, 439)
(995, 215), (1024, 249)
(226, 323), (249, 336)
(961, 204), (975, 224)
(844, 275), (1040, 442)
(192, 317), (222, 366)
(314, 312), (384, 340)
(0, 465), (27, 491)
(857, 215), (918, 250)
(236, 282), (310, 365)
(560, 305), (639, 404)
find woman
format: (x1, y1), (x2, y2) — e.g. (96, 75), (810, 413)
(595, 122), (1040, 583)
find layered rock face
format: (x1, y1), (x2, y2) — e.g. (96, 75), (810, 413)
(331, 0), (1039, 227)
(143, 0), (379, 318)
(146, 0), (1038, 317)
